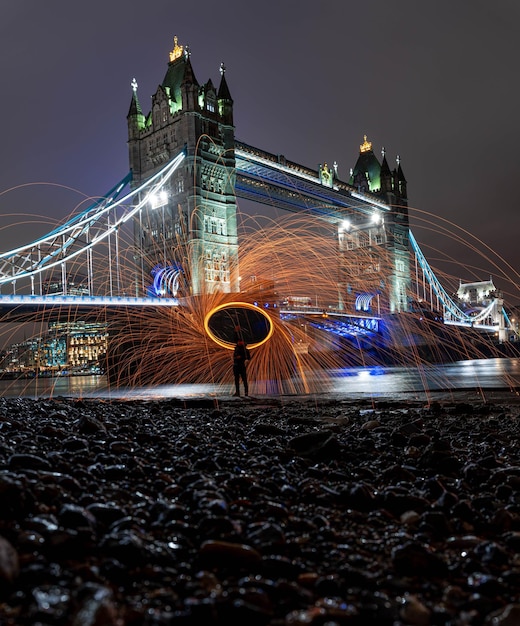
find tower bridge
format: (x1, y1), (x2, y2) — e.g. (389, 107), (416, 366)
(0, 36), (513, 377)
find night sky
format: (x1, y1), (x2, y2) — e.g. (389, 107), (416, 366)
(1, 1), (519, 302)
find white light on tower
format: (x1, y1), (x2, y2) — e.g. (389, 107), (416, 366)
(149, 190), (168, 209)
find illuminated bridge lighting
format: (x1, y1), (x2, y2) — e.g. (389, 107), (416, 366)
(0, 294), (180, 308)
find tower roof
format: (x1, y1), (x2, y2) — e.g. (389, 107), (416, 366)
(349, 135), (381, 192)
(397, 160), (406, 182)
(380, 149), (391, 176)
(127, 79), (143, 118)
(217, 63), (233, 102)
(127, 77), (145, 130)
(161, 36), (198, 106)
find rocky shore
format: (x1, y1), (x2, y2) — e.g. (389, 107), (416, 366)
(0, 394), (519, 625)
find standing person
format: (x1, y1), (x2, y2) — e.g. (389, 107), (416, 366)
(233, 340), (251, 397)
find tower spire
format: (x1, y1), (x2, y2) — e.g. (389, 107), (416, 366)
(127, 77), (144, 126)
(217, 61), (232, 102)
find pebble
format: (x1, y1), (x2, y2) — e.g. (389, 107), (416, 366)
(0, 396), (518, 624)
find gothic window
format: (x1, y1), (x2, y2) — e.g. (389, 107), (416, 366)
(205, 249), (213, 281)
(218, 252), (228, 282)
(211, 253), (220, 281)
(176, 179), (184, 193)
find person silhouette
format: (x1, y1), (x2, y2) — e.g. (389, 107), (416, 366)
(233, 340), (251, 397)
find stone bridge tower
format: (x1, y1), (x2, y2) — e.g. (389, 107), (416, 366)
(127, 37), (238, 297)
(348, 136), (411, 313)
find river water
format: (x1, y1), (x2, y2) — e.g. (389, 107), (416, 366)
(2, 357), (520, 404)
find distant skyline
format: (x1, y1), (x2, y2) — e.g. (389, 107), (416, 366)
(1, 0), (520, 303)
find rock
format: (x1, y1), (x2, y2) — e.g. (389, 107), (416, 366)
(0, 535), (19, 583)
(0, 396), (518, 624)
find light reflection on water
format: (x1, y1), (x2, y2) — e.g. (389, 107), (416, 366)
(1, 357), (520, 403)
(330, 358), (520, 394)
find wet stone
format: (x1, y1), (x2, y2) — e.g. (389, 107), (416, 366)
(0, 535), (19, 583)
(0, 396), (519, 624)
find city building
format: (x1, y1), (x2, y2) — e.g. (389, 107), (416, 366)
(0, 321), (107, 376)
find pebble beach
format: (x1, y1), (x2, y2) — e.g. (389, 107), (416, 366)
(0, 393), (519, 625)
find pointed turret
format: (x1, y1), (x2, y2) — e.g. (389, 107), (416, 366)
(127, 78), (146, 175)
(217, 63), (232, 101)
(181, 52), (200, 113)
(217, 62), (233, 125)
(127, 78), (145, 135)
(391, 156), (407, 202)
(380, 147), (393, 194)
(396, 157), (407, 200)
(181, 51), (199, 88)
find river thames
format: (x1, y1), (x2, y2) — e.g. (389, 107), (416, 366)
(2, 357), (520, 404)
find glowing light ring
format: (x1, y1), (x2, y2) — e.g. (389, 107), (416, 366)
(204, 301), (274, 350)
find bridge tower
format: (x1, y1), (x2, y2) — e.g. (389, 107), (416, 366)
(127, 37), (238, 297)
(347, 136), (411, 313)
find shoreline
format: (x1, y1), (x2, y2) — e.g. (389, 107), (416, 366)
(77, 386), (520, 408)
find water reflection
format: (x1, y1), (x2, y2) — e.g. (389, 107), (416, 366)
(330, 358), (520, 394)
(1, 358), (520, 402)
